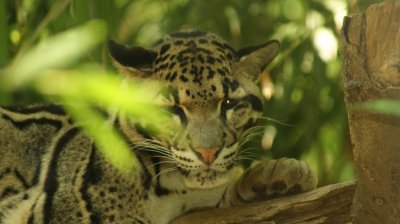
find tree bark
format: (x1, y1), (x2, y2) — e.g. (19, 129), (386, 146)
(172, 181), (356, 224)
(341, 1), (400, 223)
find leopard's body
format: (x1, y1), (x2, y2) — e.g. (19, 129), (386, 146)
(0, 30), (317, 224)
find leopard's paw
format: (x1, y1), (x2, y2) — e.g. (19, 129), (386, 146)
(237, 158), (317, 202)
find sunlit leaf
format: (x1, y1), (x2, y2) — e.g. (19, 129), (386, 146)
(33, 68), (172, 173)
(35, 69), (167, 122)
(34, 68), (171, 173)
(0, 0), (9, 66)
(2, 20), (107, 90)
(0, 13), (168, 174)
(355, 100), (400, 117)
(64, 102), (138, 173)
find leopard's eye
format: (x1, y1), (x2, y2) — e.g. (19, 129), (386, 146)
(221, 98), (239, 110)
(169, 105), (187, 124)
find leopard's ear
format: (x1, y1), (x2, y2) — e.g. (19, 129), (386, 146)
(236, 40), (280, 80)
(108, 40), (157, 78)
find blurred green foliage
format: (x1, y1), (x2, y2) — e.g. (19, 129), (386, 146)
(0, 0), (384, 185)
(0, 17), (169, 173)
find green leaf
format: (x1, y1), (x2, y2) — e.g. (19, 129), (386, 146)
(64, 103), (139, 174)
(2, 20), (107, 90)
(34, 69), (167, 123)
(32, 68), (173, 173)
(0, 0), (8, 66)
(355, 100), (400, 117)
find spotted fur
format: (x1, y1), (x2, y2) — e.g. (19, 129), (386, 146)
(0, 30), (317, 224)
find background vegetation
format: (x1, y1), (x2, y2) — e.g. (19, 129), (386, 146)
(0, 0), (383, 185)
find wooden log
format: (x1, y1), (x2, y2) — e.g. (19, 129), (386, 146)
(172, 181), (356, 224)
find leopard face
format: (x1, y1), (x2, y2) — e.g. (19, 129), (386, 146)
(109, 30), (279, 189)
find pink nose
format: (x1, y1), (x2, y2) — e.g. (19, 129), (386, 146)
(194, 147), (220, 165)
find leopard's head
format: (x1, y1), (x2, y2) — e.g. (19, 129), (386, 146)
(109, 30), (279, 189)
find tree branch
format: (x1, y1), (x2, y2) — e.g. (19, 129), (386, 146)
(172, 181), (356, 224)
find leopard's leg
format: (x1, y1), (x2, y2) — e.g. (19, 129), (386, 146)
(220, 158), (317, 206)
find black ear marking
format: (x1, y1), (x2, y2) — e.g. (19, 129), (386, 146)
(108, 40), (157, 70)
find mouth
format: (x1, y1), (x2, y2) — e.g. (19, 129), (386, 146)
(170, 144), (240, 189)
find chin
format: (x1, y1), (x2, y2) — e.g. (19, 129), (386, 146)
(182, 166), (242, 189)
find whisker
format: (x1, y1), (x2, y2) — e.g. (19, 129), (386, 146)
(240, 126), (264, 137)
(234, 156), (257, 162)
(135, 148), (172, 157)
(133, 141), (167, 149)
(239, 133), (263, 143)
(134, 139), (168, 148)
(152, 166), (178, 180)
(258, 117), (296, 127)
(237, 153), (261, 159)
(150, 160), (177, 168)
(133, 143), (165, 149)
(237, 128), (265, 145)
(131, 144), (162, 152)
(237, 136), (262, 149)
(240, 128), (264, 138)
(240, 148), (264, 154)
(239, 132), (260, 141)
(236, 154), (259, 159)
(242, 128), (264, 136)
(239, 147), (264, 153)
(238, 153), (262, 159)
(150, 155), (175, 161)
(134, 146), (169, 152)
(244, 125), (265, 132)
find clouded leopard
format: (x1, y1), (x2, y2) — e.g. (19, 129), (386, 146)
(0, 30), (317, 224)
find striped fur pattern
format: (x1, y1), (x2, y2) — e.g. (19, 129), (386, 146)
(0, 30), (317, 224)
